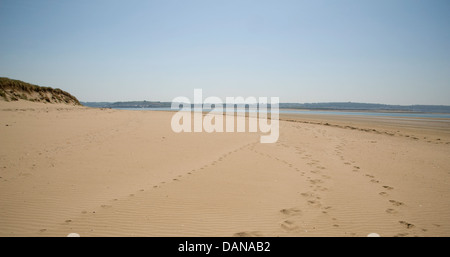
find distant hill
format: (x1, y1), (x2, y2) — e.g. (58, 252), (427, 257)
(82, 101), (450, 113)
(82, 101), (171, 108)
(0, 77), (81, 105)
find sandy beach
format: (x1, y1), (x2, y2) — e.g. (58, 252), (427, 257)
(1, 100), (449, 237)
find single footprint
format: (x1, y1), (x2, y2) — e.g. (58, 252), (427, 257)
(386, 208), (398, 214)
(389, 200), (404, 206)
(280, 207), (302, 216)
(383, 185), (394, 190)
(379, 192), (389, 197)
(280, 220), (300, 231)
(300, 192), (311, 197)
(307, 200), (321, 207)
(399, 221), (415, 229)
(233, 231), (263, 237)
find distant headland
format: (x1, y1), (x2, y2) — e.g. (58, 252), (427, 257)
(82, 101), (450, 114)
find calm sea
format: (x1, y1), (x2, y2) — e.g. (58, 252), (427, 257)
(114, 108), (450, 120)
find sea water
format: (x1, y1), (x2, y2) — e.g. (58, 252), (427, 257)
(115, 107), (450, 120)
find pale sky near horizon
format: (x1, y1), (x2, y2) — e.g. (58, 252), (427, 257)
(1, 0), (449, 105)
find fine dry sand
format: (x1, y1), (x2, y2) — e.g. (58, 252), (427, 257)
(1, 100), (449, 237)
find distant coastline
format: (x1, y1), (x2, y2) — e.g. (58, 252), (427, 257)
(81, 101), (450, 114)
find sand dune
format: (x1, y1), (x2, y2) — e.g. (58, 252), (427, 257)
(1, 100), (449, 236)
(0, 77), (81, 105)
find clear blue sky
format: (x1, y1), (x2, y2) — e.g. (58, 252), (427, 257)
(1, 0), (449, 105)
